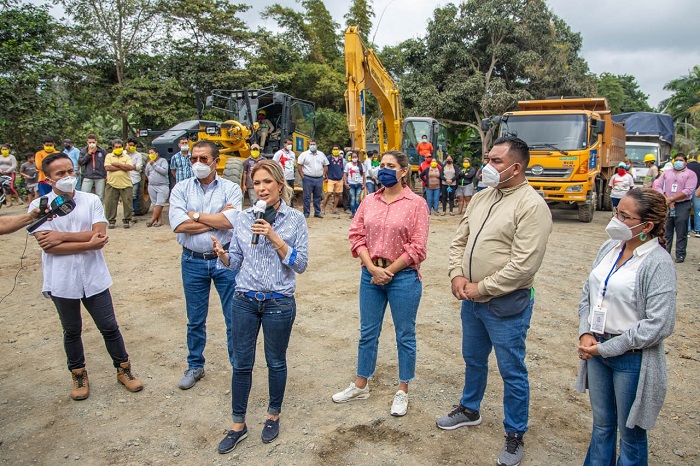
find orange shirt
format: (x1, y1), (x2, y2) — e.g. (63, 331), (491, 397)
(34, 149), (56, 182)
(416, 141), (433, 157)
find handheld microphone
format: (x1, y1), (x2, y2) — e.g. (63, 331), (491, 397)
(27, 194), (76, 233)
(251, 200), (268, 245)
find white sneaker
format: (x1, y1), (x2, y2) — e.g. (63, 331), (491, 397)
(390, 390), (408, 416)
(332, 382), (370, 403)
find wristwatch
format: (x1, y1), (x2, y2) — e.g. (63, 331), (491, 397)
(193, 212), (200, 222)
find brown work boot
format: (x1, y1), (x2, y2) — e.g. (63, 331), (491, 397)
(117, 362), (143, 392)
(70, 368), (90, 400)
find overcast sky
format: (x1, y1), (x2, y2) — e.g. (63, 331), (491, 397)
(241, 0), (700, 110)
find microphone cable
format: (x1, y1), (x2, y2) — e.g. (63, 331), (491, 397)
(0, 233), (31, 307)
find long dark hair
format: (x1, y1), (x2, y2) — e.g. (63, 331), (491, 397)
(381, 150), (410, 186)
(625, 188), (668, 248)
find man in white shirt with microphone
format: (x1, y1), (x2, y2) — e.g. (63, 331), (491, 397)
(28, 152), (143, 401)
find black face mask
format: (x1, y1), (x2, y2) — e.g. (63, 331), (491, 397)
(263, 204), (278, 224)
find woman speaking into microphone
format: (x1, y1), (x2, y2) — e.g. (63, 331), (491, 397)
(211, 159), (308, 453)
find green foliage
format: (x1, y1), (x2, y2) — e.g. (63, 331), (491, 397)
(595, 73), (652, 113)
(344, 0), (374, 44)
(660, 65), (700, 152)
(314, 108), (349, 151)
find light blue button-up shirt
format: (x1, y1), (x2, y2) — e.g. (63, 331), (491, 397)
(169, 175), (243, 253)
(219, 201), (308, 296)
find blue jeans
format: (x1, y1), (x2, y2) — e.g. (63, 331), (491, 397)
(181, 252), (238, 368)
(349, 184), (363, 215)
(426, 188), (440, 213)
(692, 195), (700, 233)
(132, 181), (140, 214)
(460, 297), (533, 434)
(366, 181), (376, 193)
(230, 293), (296, 423)
(357, 267), (422, 383)
(584, 350), (647, 466)
(302, 175), (323, 217)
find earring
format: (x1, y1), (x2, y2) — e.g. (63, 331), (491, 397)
(639, 232), (647, 242)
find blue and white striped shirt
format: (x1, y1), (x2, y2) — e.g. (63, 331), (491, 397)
(169, 175), (243, 253)
(218, 201), (309, 296)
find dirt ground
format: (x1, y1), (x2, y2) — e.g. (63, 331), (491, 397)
(0, 199), (698, 466)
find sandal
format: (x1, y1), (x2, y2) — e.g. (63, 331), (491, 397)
(146, 221), (154, 227)
(153, 222), (163, 227)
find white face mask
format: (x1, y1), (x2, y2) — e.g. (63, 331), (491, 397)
(180, 144), (189, 153)
(482, 162), (516, 187)
(605, 216), (646, 241)
(285, 144), (292, 151)
(54, 175), (78, 193)
(192, 161), (214, 179)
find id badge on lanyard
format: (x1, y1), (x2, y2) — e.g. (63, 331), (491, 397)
(590, 248), (632, 335)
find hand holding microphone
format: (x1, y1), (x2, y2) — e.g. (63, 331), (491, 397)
(251, 200), (268, 245)
(27, 194), (76, 233)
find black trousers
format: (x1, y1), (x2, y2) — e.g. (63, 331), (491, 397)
(51, 288), (129, 371)
(441, 185), (455, 212)
(665, 200), (691, 259)
(286, 179), (295, 207)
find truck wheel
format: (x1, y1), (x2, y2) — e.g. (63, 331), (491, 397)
(601, 185), (613, 212)
(578, 192), (596, 223)
(135, 174), (151, 216)
(222, 157), (244, 188)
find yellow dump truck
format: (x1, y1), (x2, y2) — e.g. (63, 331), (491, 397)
(487, 97), (626, 222)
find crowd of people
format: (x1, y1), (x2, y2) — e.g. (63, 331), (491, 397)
(0, 134), (693, 466)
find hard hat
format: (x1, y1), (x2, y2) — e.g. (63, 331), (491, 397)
(643, 154), (655, 163)
(257, 109), (266, 116)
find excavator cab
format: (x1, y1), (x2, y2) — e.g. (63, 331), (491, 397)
(401, 117), (449, 167)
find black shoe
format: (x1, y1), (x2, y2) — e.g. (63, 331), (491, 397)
(314, 213), (324, 218)
(218, 426), (247, 454)
(676, 256), (685, 263)
(108, 223), (116, 229)
(261, 418), (279, 443)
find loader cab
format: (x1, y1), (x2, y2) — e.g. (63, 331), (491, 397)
(206, 88), (315, 156)
(401, 117), (448, 166)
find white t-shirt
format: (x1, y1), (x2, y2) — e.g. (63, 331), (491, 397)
(297, 150), (328, 177)
(29, 190), (112, 299)
(344, 162), (364, 185)
(273, 149), (296, 181)
(609, 173), (635, 199)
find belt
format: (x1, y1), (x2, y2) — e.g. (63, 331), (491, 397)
(304, 175), (323, 178)
(242, 291), (288, 301)
(674, 200), (690, 205)
(183, 244), (229, 260)
(372, 257), (394, 268)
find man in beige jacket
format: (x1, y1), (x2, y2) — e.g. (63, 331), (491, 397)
(437, 136), (552, 466)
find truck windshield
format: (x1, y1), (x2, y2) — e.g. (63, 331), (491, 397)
(500, 114), (588, 151)
(625, 145), (659, 168)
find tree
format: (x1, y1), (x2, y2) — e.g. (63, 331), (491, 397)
(344, 0), (374, 44)
(0, 1), (74, 152)
(596, 73), (651, 113)
(660, 65), (700, 121)
(57, 0), (163, 139)
(394, 0), (594, 150)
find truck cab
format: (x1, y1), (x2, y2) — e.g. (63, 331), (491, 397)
(487, 98), (626, 222)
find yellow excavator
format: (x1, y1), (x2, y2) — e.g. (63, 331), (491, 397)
(344, 26), (449, 187)
(142, 87), (315, 190)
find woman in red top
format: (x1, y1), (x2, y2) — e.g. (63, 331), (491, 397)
(332, 150), (430, 417)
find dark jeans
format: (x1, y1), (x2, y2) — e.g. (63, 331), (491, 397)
(51, 289), (129, 370)
(302, 176), (323, 217)
(132, 181), (140, 214)
(665, 200), (691, 259)
(441, 185), (455, 212)
(230, 293), (296, 423)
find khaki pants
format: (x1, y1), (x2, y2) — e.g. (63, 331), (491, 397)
(104, 184), (134, 224)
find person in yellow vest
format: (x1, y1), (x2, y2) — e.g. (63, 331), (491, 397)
(104, 139), (135, 229)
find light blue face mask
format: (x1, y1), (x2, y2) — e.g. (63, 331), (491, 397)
(673, 161), (685, 170)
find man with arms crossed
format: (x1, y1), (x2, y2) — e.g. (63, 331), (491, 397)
(169, 140), (242, 389)
(438, 136), (552, 466)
